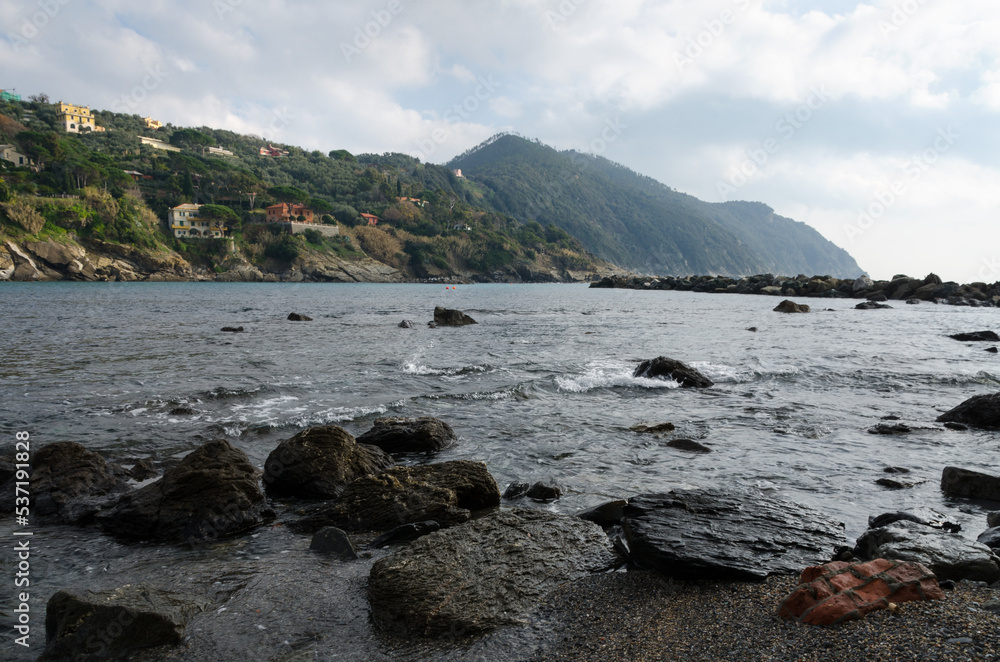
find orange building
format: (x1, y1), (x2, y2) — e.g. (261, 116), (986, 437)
(265, 203), (314, 224)
(361, 213), (379, 226)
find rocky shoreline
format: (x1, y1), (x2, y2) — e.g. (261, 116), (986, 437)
(591, 272), (1000, 307)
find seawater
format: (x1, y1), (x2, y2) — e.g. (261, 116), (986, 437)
(1, 282), (998, 660)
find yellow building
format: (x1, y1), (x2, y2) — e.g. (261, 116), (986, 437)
(57, 102), (105, 133)
(144, 116), (163, 130)
(168, 204), (227, 239)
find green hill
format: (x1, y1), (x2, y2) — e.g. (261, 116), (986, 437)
(448, 133), (863, 277)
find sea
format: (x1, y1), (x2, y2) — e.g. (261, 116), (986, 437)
(1, 282), (998, 660)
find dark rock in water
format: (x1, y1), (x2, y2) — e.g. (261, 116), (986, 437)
(356, 416), (457, 454)
(773, 300), (810, 313)
(263, 425), (394, 499)
(990, 511), (1000, 528)
(503, 481), (530, 500)
(220, 326), (244, 333)
(319, 461), (501, 532)
(310, 526), (358, 559)
(398, 320), (415, 328)
(633, 356), (713, 388)
(747, 327), (758, 332)
(622, 488), (847, 581)
(940, 466), (1000, 502)
(856, 301), (893, 310)
(883, 467), (911, 474)
(426, 321), (437, 328)
(868, 423), (912, 435)
(867, 293), (889, 302)
(433, 306), (477, 326)
(855, 519), (1000, 583)
(630, 422), (675, 434)
(944, 422), (969, 431)
(98, 439), (269, 544)
(287, 313), (313, 321)
(988, 347), (999, 354)
(881, 415), (902, 421)
(949, 331), (1000, 342)
(666, 438), (712, 453)
(129, 458), (157, 481)
(576, 499), (627, 527)
(978, 527), (1000, 549)
(370, 521), (441, 549)
(906, 298), (922, 305)
(526, 478), (562, 501)
(169, 406), (196, 416)
(0, 441), (129, 524)
(39, 585), (211, 662)
(367, 508), (618, 636)
(876, 478), (913, 490)
(868, 512), (928, 529)
(936, 393), (1000, 429)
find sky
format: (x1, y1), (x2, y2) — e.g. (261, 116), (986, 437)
(2, 0), (998, 282)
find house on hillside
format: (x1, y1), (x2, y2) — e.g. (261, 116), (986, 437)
(168, 203), (227, 239)
(259, 144), (290, 157)
(140, 136), (180, 152)
(452, 169), (463, 178)
(143, 117), (163, 130)
(361, 213), (379, 226)
(208, 146), (234, 157)
(397, 197), (427, 207)
(57, 102), (105, 133)
(0, 144), (32, 168)
(266, 203), (314, 224)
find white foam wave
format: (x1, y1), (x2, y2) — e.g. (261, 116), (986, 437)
(556, 361), (680, 393)
(690, 361), (800, 384)
(402, 363), (490, 376)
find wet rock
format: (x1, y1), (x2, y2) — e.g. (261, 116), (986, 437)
(576, 499), (628, 527)
(988, 347), (1000, 354)
(169, 406), (196, 416)
(884, 467), (911, 474)
(310, 526), (358, 559)
(630, 422), (675, 434)
(944, 422), (969, 431)
(876, 478), (916, 490)
(869, 423), (911, 435)
(773, 300), (810, 313)
(287, 313), (312, 321)
(220, 326), (244, 333)
(978, 527), (1000, 550)
(855, 519), (1000, 583)
(0, 441), (129, 524)
(747, 326), (758, 332)
(128, 459), (157, 481)
(777, 559), (944, 626)
(936, 393), (1000, 429)
(633, 356), (713, 388)
(356, 417), (457, 454)
(98, 439), (269, 544)
(398, 320), (415, 328)
(856, 301), (893, 310)
(940, 466), (1000, 502)
(949, 331), (1000, 342)
(867, 293), (889, 302)
(263, 426), (394, 499)
(39, 584), (211, 662)
(622, 488), (847, 581)
(665, 438), (711, 453)
(526, 478), (562, 501)
(990, 511), (1000, 528)
(433, 306), (477, 326)
(906, 298), (922, 304)
(368, 508), (618, 636)
(370, 521), (441, 549)
(503, 481), (530, 499)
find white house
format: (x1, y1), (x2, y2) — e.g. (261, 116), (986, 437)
(0, 144), (31, 167)
(168, 203), (227, 239)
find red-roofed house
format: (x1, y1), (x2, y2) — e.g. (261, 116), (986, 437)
(266, 203), (315, 224)
(361, 213), (379, 226)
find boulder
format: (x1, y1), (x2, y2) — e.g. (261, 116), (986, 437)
(39, 585), (211, 662)
(630, 422), (675, 434)
(773, 300), (810, 313)
(502, 481), (530, 500)
(287, 313), (312, 321)
(777, 559), (944, 626)
(128, 459), (157, 481)
(526, 478), (562, 501)
(98, 439), (269, 544)
(370, 521), (441, 549)
(868, 423), (911, 435)
(666, 438), (712, 453)
(633, 356), (714, 388)
(856, 301), (893, 310)
(949, 331), (1000, 342)
(356, 416), (457, 454)
(622, 488), (847, 581)
(936, 393), (1000, 429)
(0, 442), (129, 524)
(854, 519), (1000, 583)
(978, 527), (1000, 550)
(576, 499), (628, 527)
(398, 320), (415, 328)
(309, 526), (358, 559)
(852, 275), (874, 292)
(940, 466), (1000, 502)
(263, 426), (393, 499)
(433, 306), (477, 326)
(368, 508), (618, 636)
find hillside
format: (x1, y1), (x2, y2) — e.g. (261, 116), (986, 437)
(448, 134), (863, 277)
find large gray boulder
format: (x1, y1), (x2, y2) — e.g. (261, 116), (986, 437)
(39, 584), (211, 661)
(622, 488), (847, 581)
(936, 393), (1000, 429)
(633, 356), (714, 388)
(368, 508), (618, 636)
(940, 466), (1000, 502)
(773, 299), (810, 313)
(433, 306), (477, 326)
(98, 439), (268, 544)
(356, 416), (457, 454)
(855, 519), (1000, 583)
(263, 425), (393, 499)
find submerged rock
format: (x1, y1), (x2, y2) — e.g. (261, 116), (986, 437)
(633, 356), (713, 388)
(936, 393), (1000, 430)
(310, 526), (358, 559)
(773, 300), (810, 313)
(287, 313), (313, 321)
(630, 422), (676, 434)
(940, 466), (1000, 502)
(856, 301), (893, 310)
(433, 306), (477, 326)
(220, 326), (244, 333)
(949, 331), (1000, 342)
(869, 423), (912, 435)
(622, 488), (847, 581)
(978, 527), (1000, 550)
(98, 439), (269, 544)
(263, 426), (394, 499)
(356, 416), (457, 454)
(398, 319), (415, 328)
(665, 438), (712, 453)
(526, 478), (562, 501)
(370, 521), (441, 549)
(40, 584), (211, 662)
(502, 481), (530, 500)
(368, 508), (618, 636)
(576, 499), (628, 527)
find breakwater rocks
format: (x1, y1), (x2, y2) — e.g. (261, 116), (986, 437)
(591, 272), (1000, 307)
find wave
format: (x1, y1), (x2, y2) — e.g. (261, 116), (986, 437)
(690, 360), (801, 384)
(555, 361), (680, 393)
(401, 362), (493, 377)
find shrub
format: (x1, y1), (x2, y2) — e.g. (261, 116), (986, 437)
(0, 200), (45, 234)
(354, 226), (402, 263)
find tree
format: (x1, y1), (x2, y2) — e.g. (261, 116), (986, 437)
(268, 185), (309, 203)
(169, 129), (214, 153)
(198, 204), (240, 231)
(329, 149), (356, 162)
(0, 179), (11, 203)
(308, 197), (332, 213)
(15, 130), (61, 170)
